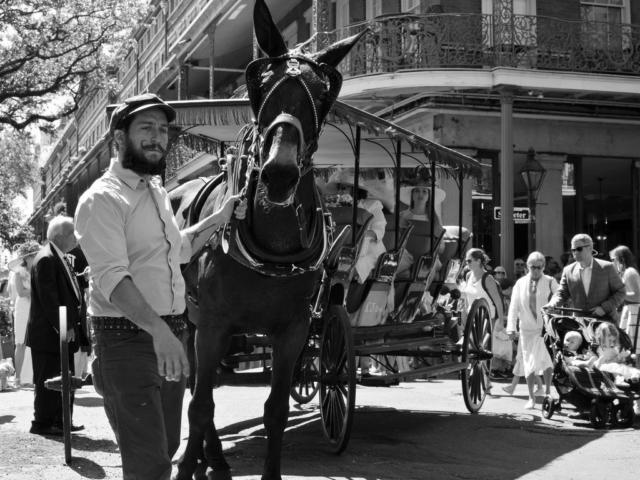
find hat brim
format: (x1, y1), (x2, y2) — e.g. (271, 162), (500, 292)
(8, 248), (39, 272)
(325, 179), (371, 195)
(110, 103), (176, 135)
(399, 185), (446, 206)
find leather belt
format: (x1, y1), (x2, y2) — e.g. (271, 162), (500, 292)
(91, 314), (187, 335)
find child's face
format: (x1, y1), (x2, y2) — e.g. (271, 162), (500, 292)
(602, 332), (618, 349)
(564, 335), (581, 352)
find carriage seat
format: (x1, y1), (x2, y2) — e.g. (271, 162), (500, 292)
(326, 206), (373, 279)
(328, 206), (372, 241)
(437, 226), (472, 282)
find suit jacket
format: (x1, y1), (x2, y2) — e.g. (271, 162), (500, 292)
(25, 243), (89, 354)
(549, 258), (626, 315)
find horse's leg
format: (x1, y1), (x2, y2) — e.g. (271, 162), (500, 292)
(262, 319), (309, 480)
(173, 324), (233, 480)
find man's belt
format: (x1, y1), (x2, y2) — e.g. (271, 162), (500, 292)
(91, 314), (187, 335)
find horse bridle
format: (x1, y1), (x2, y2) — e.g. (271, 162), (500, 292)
(212, 54), (342, 276)
(245, 54), (343, 178)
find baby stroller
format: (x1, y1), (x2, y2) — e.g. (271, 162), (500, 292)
(541, 307), (639, 429)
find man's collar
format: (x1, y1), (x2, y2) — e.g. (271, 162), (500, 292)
(109, 158), (151, 190)
(50, 241), (64, 259)
(578, 258), (594, 270)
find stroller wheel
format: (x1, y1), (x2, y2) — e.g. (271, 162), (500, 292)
(611, 403), (635, 428)
(542, 396), (555, 419)
(589, 401), (610, 429)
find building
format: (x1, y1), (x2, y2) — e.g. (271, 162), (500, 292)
(30, 0), (640, 278)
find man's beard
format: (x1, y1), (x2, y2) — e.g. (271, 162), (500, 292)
(121, 135), (168, 176)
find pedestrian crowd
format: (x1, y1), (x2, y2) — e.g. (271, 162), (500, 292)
(1, 92), (640, 480)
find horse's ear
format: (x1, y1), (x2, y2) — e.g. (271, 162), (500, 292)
(311, 29), (369, 69)
(254, 0), (288, 58)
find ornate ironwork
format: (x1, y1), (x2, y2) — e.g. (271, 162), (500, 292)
(323, 13), (640, 77)
(165, 128), (220, 182)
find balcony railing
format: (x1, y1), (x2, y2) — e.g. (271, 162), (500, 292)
(318, 13), (640, 78)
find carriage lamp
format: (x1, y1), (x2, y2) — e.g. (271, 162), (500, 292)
(519, 148), (546, 251)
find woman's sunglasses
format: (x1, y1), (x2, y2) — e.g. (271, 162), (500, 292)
(528, 265), (544, 270)
(465, 259), (475, 264)
(495, 271), (506, 275)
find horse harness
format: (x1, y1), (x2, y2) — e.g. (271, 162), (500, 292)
(183, 54), (343, 279)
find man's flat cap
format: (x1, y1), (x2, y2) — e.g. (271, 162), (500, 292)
(109, 93), (175, 135)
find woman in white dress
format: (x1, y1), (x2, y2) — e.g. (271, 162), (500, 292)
(8, 242), (40, 388)
(461, 248), (505, 395)
(507, 251), (557, 409)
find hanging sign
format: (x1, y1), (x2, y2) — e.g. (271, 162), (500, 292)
(494, 207), (531, 223)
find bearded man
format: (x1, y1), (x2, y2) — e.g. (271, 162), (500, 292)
(75, 93), (246, 479)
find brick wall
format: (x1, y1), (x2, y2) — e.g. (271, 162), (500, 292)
(537, 0), (581, 21)
(631, 1), (640, 25)
(440, 0), (481, 15)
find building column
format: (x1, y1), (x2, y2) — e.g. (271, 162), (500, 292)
(177, 56), (189, 101)
(633, 160), (640, 257)
(206, 23), (216, 99)
(535, 154), (566, 264)
(312, 0), (332, 52)
(499, 87), (515, 281)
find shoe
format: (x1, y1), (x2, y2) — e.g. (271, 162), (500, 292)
(30, 425), (64, 436)
(534, 387), (545, 397)
(70, 424), (85, 432)
(568, 411), (589, 420)
(524, 399), (536, 410)
(502, 385), (515, 396)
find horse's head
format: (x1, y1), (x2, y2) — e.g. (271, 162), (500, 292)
(249, 0), (366, 205)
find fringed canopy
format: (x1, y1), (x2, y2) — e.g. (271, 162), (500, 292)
(107, 99), (485, 178)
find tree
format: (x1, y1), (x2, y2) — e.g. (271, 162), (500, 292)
(0, 0), (148, 131)
(0, 129), (39, 247)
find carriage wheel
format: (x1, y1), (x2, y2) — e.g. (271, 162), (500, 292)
(319, 305), (356, 454)
(290, 336), (320, 404)
(461, 298), (493, 414)
(589, 401), (610, 429)
(541, 396), (555, 420)
(611, 403), (635, 428)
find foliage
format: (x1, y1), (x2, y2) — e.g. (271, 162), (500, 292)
(0, 129), (38, 247)
(0, 298), (12, 338)
(0, 0), (150, 131)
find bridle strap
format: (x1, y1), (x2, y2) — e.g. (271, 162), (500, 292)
(260, 113), (307, 159)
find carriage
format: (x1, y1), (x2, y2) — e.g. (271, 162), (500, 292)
(165, 96), (494, 454)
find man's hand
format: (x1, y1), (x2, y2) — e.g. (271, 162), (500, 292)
(66, 329), (75, 342)
(219, 195), (247, 222)
(151, 326), (190, 381)
(590, 306), (606, 317)
(81, 266), (90, 282)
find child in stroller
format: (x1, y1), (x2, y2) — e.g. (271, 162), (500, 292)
(541, 313), (639, 429)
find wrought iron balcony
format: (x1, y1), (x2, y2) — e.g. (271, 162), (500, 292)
(318, 13), (640, 78)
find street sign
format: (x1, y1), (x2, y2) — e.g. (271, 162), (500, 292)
(494, 207), (531, 223)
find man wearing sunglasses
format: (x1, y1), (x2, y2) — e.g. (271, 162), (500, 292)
(545, 233), (625, 320)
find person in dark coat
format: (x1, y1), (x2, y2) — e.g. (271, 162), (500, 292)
(26, 216), (89, 436)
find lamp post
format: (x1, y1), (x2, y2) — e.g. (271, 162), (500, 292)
(519, 148), (546, 252)
(162, 0), (169, 63)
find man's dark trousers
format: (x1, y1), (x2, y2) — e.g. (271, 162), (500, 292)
(31, 348), (75, 430)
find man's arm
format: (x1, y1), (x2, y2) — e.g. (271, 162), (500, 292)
(600, 263), (626, 314)
(181, 195), (247, 259)
(109, 277), (189, 381)
(545, 268), (569, 309)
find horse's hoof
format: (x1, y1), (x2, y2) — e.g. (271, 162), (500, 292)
(207, 469), (233, 480)
(194, 461), (209, 480)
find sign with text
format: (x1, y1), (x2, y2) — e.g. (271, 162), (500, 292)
(494, 207), (531, 223)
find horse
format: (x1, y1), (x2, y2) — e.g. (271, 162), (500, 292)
(170, 1), (366, 479)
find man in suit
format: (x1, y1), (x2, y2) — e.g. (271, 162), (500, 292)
(26, 216), (89, 436)
(545, 233), (626, 321)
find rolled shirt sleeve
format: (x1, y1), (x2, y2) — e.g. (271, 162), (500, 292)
(75, 188), (132, 304)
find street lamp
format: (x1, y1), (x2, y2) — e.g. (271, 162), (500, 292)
(519, 148), (546, 251)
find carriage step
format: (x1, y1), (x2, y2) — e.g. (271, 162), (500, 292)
(355, 337), (449, 355)
(353, 318), (445, 341)
(223, 353), (272, 365)
(380, 361), (468, 381)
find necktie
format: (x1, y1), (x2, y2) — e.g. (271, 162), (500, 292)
(529, 279), (537, 320)
(64, 255), (82, 301)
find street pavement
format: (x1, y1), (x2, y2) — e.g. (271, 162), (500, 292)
(1, 375), (639, 479)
